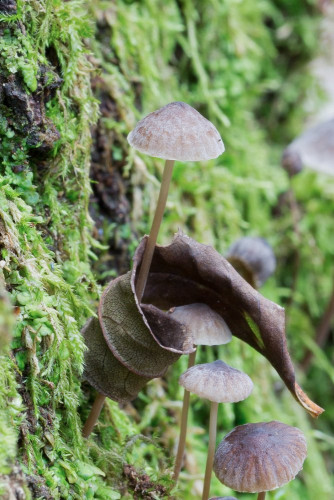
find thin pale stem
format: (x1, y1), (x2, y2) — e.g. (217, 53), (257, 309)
(82, 393), (106, 438)
(257, 492), (266, 500)
(173, 389), (190, 482)
(187, 349), (197, 370)
(135, 159), (175, 302)
(173, 349), (197, 482)
(202, 401), (218, 500)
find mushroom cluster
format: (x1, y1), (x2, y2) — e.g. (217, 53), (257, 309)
(82, 102), (225, 436)
(169, 303), (232, 482)
(81, 102), (323, 500)
(82, 233), (322, 444)
(170, 235), (282, 494)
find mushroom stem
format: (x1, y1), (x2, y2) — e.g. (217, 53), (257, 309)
(257, 493), (266, 500)
(173, 349), (197, 482)
(202, 401), (219, 500)
(188, 349), (197, 369)
(82, 392), (106, 438)
(173, 388), (190, 481)
(135, 159), (175, 302)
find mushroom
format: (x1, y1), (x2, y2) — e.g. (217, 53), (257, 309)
(281, 118), (334, 177)
(226, 237), (276, 289)
(83, 103), (224, 437)
(170, 303), (232, 481)
(179, 360), (253, 500)
(128, 101), (225, 302)
(213, 421), (307, 500)
(169, 303), (232, 350)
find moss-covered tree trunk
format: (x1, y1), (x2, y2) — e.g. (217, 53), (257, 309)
(0, 1), (162, 497)
(0, 0), (105, 497)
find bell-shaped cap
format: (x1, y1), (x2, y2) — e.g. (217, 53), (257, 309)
(179, 360), (253, 403)
(168, 303), (232, 346)
(282, 118), (334, 176)
(127, 101), (224, 161)
(226, 237), (276, 288)
(213, 421), (307, 493)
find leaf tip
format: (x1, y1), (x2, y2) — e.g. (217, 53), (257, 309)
(294, 382), (325, 418)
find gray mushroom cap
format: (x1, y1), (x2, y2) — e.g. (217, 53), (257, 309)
(179, 360), (253, 403)
(213, 421), (307, 493)
(226, 237), (276, 288)
(127, 101), (224, 161)
(282, 118), (334, 176)
(168, 303), (232, 346)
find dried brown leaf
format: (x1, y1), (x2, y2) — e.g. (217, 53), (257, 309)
(98, 272), (194, 378)
(82, 316), (151, 403)
(133, 233), (323, 417)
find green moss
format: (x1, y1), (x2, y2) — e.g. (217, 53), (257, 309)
(0, 0), (102, 497)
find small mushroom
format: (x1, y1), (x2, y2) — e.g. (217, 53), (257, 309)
(226, 237), (276, 289)
(128, 101), (224, 302)
(179, 360), (253, 500)
(170, 303), (232, 481)
(213, 421), (307, 500)
(169, 303), (232, 348)
(281, 118), (334, 177)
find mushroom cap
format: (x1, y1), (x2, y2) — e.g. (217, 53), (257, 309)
(282, 118), (334, 176)
(226, 237), (276, 288)
(213, 421), (307, 493)
(127, 101), (224, 161)
(168, 303), (232, 346)
(179, 360), (253, 403)
(281, 149), (303, 177)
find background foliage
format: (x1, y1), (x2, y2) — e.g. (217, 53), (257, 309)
(0, 0), (333, 498)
